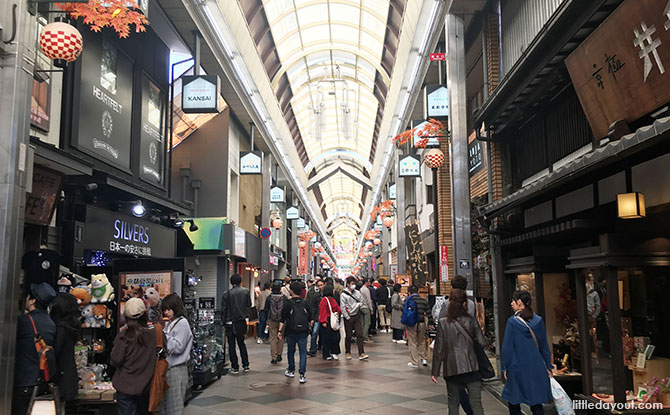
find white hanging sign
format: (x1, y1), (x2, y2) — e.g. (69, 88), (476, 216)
(286, 206), (299, 219)
(270, 186), (285, 203)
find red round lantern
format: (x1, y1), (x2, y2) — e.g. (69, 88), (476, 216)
(424, 148), (445, 169)
(321, 259), (326, 264)
(272, 218), (283, 229)
(373, 238), (381, 245)
(299, 240), (306, 248)
(367, 251), (373, 257)
(39, 20), (83, 68)
(383, 216), (394, 228)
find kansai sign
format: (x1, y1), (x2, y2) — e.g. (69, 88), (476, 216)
(240, 151), (262, 174)
(182, 75), (221, 114)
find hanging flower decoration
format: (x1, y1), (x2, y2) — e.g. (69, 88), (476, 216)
(392, 119), (448, 149)
(364, 230), (379, 241)
(370, 200), (395, 222)
(56, 0), (149, 39)
(392, 128), (416, 147)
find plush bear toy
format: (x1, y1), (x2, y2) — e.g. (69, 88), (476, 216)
(81, 304), (96, 328)
(90, 274), (115, 303)
(144, 286), (162, 321)
(92, 305), (110, 328)
(71, 286), (91, 306)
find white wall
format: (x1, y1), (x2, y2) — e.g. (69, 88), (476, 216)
(228, 120), (241, 224)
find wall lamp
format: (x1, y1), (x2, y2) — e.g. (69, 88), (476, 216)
(617, 192), (646, 219)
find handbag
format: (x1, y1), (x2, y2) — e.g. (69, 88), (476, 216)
(515, 316), (539, 349)
(453, 320), (495, 379)
(148, 324), (169, 412)
(326, 298), (340, 331)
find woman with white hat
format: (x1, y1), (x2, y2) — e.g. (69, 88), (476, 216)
(111, 297), (165, 414)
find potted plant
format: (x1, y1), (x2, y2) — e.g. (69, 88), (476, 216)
(659, 377), (670, 407)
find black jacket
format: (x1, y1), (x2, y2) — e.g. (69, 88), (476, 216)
(305, 287), (322, 321)
(54, 323), (79, 400)
(222, 285), (251, 322)
(15, 310), (56, 388)
(376, 285), (392, 305)
(281, 297), (312, 334)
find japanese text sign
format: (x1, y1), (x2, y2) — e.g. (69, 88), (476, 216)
(404, 222), (428, 284)
(566, 0), (670, 139)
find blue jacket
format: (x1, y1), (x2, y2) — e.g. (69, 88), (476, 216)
(501, 313), (553, 406)
(15, 310), (56, 388)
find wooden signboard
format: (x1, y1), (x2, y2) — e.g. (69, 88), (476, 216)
(565, 0), (670, 140)
(404, 221), (428, 285)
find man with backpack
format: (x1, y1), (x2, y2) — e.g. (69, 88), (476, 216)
(279, 281), (312, 383)
(13, 282), (57, 415)
(264, 280), (286, 364)
(376, 279), (392, 333)
(402, 285), (429, 368)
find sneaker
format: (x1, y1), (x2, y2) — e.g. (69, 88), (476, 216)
(229, 368), (239, 374)
(271, 359), (277, 364)
(256, 338), (263, 344)
(277, 356), (283, 362)
(307, 351), (317, 357)
(408, 362), (419, 368)
(325, 356), (333, 361)
(422, 359), (428, 366)
(346, 353), (352, 360)
(392, 339), (398, 343)
(359, 353), (369, 360)
(363, 338), (373, 344)
(284, 370), (295, 378)
(243, 365), (250, 373)
(331, 354), (339, 361)
(397, 340), (407, 345)
(299, 374), (307, 384)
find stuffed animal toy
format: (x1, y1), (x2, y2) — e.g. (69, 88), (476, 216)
(81, 304), (96, 328)
(92, 305), (110, 328)
(144, 286), (162, 321)
(71, 286), (91, 306)
(90, 274), (115, 303)
(57, 275), (74, 293)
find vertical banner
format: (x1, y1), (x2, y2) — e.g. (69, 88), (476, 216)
(390, 264), (398, 281)
(440, 246), (449, 282)
(404, 222), (428, 285)
(298, 243), (309, 275)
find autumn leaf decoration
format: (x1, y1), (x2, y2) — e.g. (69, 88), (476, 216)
(392, 119), (447, 148)
(56, 0), (149, 39)
(369, 200), (395, 221)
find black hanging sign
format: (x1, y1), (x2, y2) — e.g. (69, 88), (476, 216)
(468, 140), (484, 177)
(404, 221), (428, 284)
(139, 76), (165, 185)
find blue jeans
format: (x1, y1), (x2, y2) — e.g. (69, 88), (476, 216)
(258, 310), (268, 339)
(309, 320), (320, 353)
(286, 332), (308, 375)
(116, 390), (149, 415)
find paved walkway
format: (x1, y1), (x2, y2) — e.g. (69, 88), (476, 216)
(185, 330), (511, 415)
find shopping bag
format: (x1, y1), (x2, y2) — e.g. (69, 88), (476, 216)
(550, 377), (575, 415)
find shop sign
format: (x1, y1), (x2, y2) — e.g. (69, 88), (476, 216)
(76, 35), (133, 170)
(425, 85), (448, 118)
(25, 167), (62, 226)
(139, 76), (165, 185)
(198, 297), (215, 309)
(412, 120), (429, 147)
(270, 186), (285, 203)
(390, 264), (398, 281)
(182, 75), (221, 114)
(374, 223), (383, 231)
(404, 222), (428, 283)
(298, 241), (309, 275)
(286, 206), (299, 219)
(429, 53), (446, 61)
(270, 255), (279, 266)
(234, 227), (245, 257)
(31, 77), (51, 131)
(440, 246), (449, 282)
(296, 218), (306, 229)
(389, 183), (396, 200)
(240, 151), (262, 174)
(398, 155), (421, 177)
(468, 140), (484, 176)
(566, 0), (670, 139)
(82, 206), (176, 257)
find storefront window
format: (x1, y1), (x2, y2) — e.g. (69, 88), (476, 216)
(543, 273), (580, 375)
(516, 273), (536, 307)
(581, 269), (613, 394)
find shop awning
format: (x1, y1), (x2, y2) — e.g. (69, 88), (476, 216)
(183, 217), (227, 251)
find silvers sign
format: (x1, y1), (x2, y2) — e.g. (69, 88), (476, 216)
(240, 151), (263, 174)
(182, 75), (221, 114)
(398, 155), (421, 177)
(425, 85), (448, 118)
(270, 186), (285, 203)
(286, 206), (299, 219)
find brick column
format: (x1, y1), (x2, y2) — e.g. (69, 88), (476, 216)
(436, 139), (455, 295)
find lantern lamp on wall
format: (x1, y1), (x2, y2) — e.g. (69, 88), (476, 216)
(39, 18), (83, 68)
(299, 240), (307, 248)
(383, 216), (394, 228)
(617, 192), (646, 219)
(373, 238), (381, 245)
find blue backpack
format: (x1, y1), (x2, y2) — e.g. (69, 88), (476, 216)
(401, 296), (419, 327)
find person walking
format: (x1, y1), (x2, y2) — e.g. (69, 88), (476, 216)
(502, 290), (554, 415)
(318, 284), (341, 360)
(222, 273), (251, 374)
(341, 277), (369, 360)
(405, 285), (429, 368)
(359, 278), (373, 343)
(369, 278), (378, 335)
(281, 276), (292, 299)
(306, 279), (324, 356)
(279, 281), (311, 383)
(390, 283), (406, 344)
(376, 279), (392, 333)
(431, 289), (486, 415)
(257, 282), (271, 344)
(13, 283), (57, 415)
(50, 293), (80, 405)
(111, 298), (164, 415)
(264, 280), (285, 364)
(159, 293), (194, 415)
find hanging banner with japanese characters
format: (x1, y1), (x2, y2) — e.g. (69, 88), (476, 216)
(404, 221), (428, 285)
(298, 242), (309, 275)
(566, 0), (670, 140)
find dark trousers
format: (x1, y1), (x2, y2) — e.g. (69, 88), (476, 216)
(226, 320), (249, 369)
(258, 310), (268, 339)
(286, 332), (308, 375)
(116, 390), (149, 415)
(309, 320), (320, 353)
(392, 328), (404, 340)
(320, 324), (341, 358)
(344, 313), (365, 355)
(370, 306), (377, 333)
(508, 403), (544, 415)
(460, 387), (474, 415)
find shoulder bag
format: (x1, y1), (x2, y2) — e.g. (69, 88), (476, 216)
(326, 298), (340, 331)
(148, 324), (169, 412)
(453, 319), (495, 379)
(514, 316), (539, 349)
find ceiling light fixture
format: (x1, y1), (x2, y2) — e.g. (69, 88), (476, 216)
(132, 201), (146, 217)
(188, 219), (199, 232)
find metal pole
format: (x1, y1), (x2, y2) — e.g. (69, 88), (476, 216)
(433, 167), (440, 296)
(249, 122), (255, 151)
(194, 31), (201, 76)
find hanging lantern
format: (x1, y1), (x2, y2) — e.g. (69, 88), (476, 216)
(373, 238), (381, 245)
(39, 19), (83, 68)
(272, 218), (283, 229)
(321, 259), (326, 264)
(383, 216), (394, 228)
(367, 251), (373, 257)
(424, 148), (445, 169)
(299, 240), (306, 248)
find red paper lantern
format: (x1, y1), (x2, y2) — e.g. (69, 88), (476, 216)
(321, 259), (325, 264)
(424, 148), (445, 169)
(272, 218), (283, 229)
(367, 251), (373, 257)
(383, 216), (394, 228)
(299, 240), (306, 248)
(373, 238), (381, 245)
(39, 20), (83, 68)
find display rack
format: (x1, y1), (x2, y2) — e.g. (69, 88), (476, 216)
(190, 308), (226, 389)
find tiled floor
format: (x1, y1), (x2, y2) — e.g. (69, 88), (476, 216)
(185, 331), (511, 415)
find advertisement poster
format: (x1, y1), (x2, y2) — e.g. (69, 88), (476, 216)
(76, 34), (133, 170)
(25, 167), (62, 225)
(31, 78), (51, 131)
(119, 271), (172, 327)
(139, 76), (165, 185)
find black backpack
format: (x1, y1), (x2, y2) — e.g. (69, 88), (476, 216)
(287, 299), (310, 333)
(269, 294), (284, 322)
